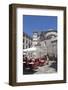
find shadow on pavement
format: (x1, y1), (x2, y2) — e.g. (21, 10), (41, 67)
(23, 69), (37, 75)
(49, 62), (57, 71)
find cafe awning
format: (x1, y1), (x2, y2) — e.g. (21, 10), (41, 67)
(23, 46), (37, 52)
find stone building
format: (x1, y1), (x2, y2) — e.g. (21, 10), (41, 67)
(32, 32), (47, 58)
(23, 30), (57, 59)
(23, 32), (32, 49)
(44, 31), (57, 58)
(32, 30), (57, 58)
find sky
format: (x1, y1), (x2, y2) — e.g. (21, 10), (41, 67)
(23, 15), (57, 36)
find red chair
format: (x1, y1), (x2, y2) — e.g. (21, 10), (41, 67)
(32, 58), (39, 69)
(39, 58), (45, 66)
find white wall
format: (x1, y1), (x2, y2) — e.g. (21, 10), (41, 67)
(0, 0), (68, 90)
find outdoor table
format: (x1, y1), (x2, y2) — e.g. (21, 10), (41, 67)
(28, 62), (35, 70)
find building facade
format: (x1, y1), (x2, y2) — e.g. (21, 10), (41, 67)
(32, 30), (57, 58)
(23, 32), (32, 49)
(23, 30), (57, 59)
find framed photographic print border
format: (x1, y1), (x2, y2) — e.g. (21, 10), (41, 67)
(9, 4), (66, 86)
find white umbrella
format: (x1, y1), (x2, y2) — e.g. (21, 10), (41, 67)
(23, 46), (37, 52)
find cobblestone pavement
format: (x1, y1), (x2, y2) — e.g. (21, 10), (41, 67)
(34, 61), (57, 74)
